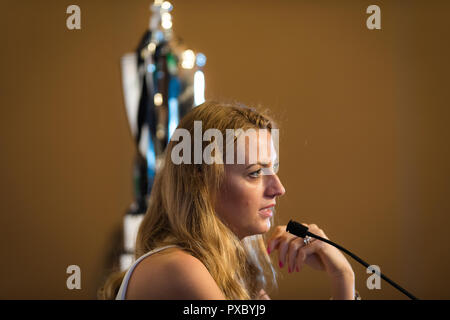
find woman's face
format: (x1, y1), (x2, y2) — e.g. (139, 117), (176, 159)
(215, 130), (286, 239)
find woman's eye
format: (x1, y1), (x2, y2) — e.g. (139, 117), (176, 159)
(249, 168), (262, 178)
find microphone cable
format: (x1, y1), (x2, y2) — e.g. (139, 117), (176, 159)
(286, 220), (419, 300)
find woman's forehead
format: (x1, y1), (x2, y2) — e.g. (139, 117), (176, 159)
(234, 129), (278, 165)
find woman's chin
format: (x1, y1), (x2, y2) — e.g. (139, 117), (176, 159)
(255, 219), (271, 235)
(238, 220), (272, 238)
(264, 218), (271, 231)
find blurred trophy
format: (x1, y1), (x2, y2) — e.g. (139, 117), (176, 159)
(118, 0), (206, 270)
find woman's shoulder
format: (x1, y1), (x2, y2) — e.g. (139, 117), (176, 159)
(126, 247), (225, 299)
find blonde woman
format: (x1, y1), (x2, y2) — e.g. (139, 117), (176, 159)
(99, 101), (356, 300)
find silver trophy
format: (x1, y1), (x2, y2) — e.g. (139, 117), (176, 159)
(119, 1), (206, 270)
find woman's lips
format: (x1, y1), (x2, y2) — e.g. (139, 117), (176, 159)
(258, 207), (273, 218)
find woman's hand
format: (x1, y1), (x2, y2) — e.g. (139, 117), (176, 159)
(267, 223), (356, 299)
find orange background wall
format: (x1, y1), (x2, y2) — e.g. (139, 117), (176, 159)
(1, 0), (449, 299)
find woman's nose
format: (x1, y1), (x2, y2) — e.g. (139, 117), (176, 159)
(266, 174), (286, 198)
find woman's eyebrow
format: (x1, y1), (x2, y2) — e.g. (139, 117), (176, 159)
(245, 162), (271, 169)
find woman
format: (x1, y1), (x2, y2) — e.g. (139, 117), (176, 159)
(99, 101), (357, 300)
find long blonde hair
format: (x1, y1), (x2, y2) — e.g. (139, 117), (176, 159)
(98, 101), (278, 299)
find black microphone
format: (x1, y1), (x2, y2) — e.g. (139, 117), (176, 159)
(286, 220), (418, 300)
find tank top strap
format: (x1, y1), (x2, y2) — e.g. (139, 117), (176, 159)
(115, 244), (180, 300)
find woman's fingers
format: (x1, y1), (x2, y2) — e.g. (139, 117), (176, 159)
(277, 234), (295, 268)
(267, 223), (332, 272)
(268, 223), (353, 280)
(296, 245), (307, 272)
(295, 237), (316, 272)
(297, 240), (326, 272)
(268, 224), (309, 270)
(266, 225), (287, 253)
(268, 223), (333, 272)
(287, 237), (303, 273)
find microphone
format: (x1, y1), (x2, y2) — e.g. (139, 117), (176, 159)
(286, 220), (418, 300)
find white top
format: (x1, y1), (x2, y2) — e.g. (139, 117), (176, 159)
(115, 245), (180, 300)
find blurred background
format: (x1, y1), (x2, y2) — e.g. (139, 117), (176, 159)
(1, 0), (449, 299)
